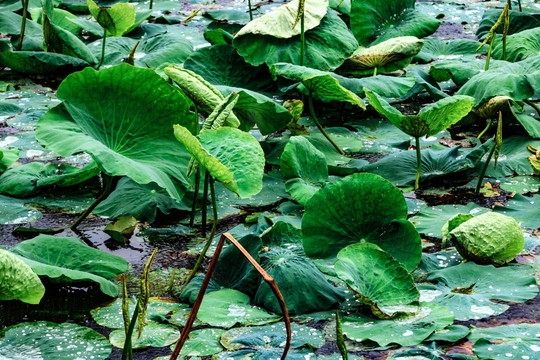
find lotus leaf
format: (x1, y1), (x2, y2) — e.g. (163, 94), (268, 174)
(493, 193), (540, 229)
(0, 162), (99, 197)
(10, 235), (129, 297)
(0, 194), (42, 224)
(0, 249), (44, 304)
(0, 50), (89, 74)
(68, 9), (150, 38)
(441, 213), (475, 247)
(342, 302), (454, 346)
(302, 173), (421, 271)
(214, 349), (317, 360)
(175, 328), (225, 357)
(447, 212), (524, 265)
(36, 64), (195, 201)
(476, 9), (540, 40)
(197, 289), (281, 328)
(236, 0), (327, 39)
(254, 248), (344, 315)
(109, 323), (180, 349)
(220, 322), (324, 350)
(429, 57), (507, 88)
(184, 44), (274, 92)
(0, 149), (18, 173)
(0, 321), (111, 359)
(29, 6), (80, 34)
(492, 27), (540, 62)
(425, 325), (470, 343)
(350, 0), (440, 46)
(335, 242), (419, 318)
(469, 323), (540, 360)
(233, 10), (358, 71)
(418, 262), (538, 321)
(415, 38), (486, 63)
(418, 250), (464, 276)
(280, 136), (328, 205)
(41, 20), (97, 65)
(87, 0), (135, 37)
(0, 11), (43, 50)
(94, 177), (189, 223)
(339, 36), (424, 76)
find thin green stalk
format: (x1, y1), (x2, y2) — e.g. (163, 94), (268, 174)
(484, 35), (496, 71)
(149, 0), (153, 10)
(248, 0), (253, 21)
(70, 174), (117, 230)
(300, 11), (305, 66)
(336, 310), (348, 360)
(308, 92), (345, 155)
(373, 67), (377, 76)
(17, 0), (29, 51)
(475, 139), (497, 193)
(477, 118), (493, 139)
(201, 170), (209, 236)
(97, 29), (107, 70)
(414, 136), (422, 190)
(524, 100), (540, 118)
(518, 0), (522, 12)
(189, 167), (201, 227)
(121, 299), (140, 360)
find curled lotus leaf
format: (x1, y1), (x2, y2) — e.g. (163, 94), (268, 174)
(87, 0), (135, 37)
(0, 249), (45, 305)
(475, 95), (511, 119)
(235, 0), (328, 39)
(447, 212), (524, 265)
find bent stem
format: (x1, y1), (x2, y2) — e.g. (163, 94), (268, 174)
(17, 0), (29, 50)
(414, 136), (422, 190)
(475, 139), (497, 194)
(169, 233), (291, 360)
(97, 29), (107, 70)
(477, 118), (493, 139)
(308, 92), (345, 155)
(70, 174), (118, 231)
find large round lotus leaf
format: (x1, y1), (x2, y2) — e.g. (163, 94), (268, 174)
(341, 302), (454, 347)
(448, 212), (524, 265)
(221, 323), (324, 350)
(184, 44), (274, 92)
(302, 173), (408, 259)
(0, 194), (43, 224)
(469, 323), (540, 360)
(235, 0), (327, 39)
(88, 0), (135, 37)
(197, 289), (281, 328)
(175, 328), (225, 357)
(0, 321), (111, 359)
(233, 10), (358, 71)
(0, 249), (44, 304)
(109, 323), (179, 349)
(350, 0), (440, 46)
(415, 38), (486, 63)
(494, 193), (540, 229)
(173, 125), (264, 199)
(418, 262), (538, 321)
(335, 243), (419, 319)
(94, 177), (189, 223)
(36, 64), (195, 201)
(280, 136), (328, 205)
(457, 56), (540, 106)
(339, 36), (424, 76)
(254, 248), (344, 315)
(492, 28), (540, 62)
(10, 235), (129, 297)
(0, 162), (99, 197)
(0, 50), (88, 75)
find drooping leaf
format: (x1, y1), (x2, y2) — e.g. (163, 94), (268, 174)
(335, 243), (419, 318)
(36, 64), (196, 201)
(0, 249), (44, 304)
(87, 0), (135, 37)
(492, 27), (540, 62)
(0, 49), (89, 75)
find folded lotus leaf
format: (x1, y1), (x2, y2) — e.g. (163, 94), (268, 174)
(0, 249), (45, 304)
(87, 0), (135, 37)
(492, 27), (540, 62)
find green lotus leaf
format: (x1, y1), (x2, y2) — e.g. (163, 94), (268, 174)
(36, 64), (195, 201)
(94, 177), (189, 223)
(261, 221), (303, 249)
(0, 249), (44, 304)
(214, 349), (317, 360)
(216, 85), (292, 135)
(197, 289), (281, 328)
(469, 323), (540, 360)
(457, 56), (540, 106)
(429, 57), (507, 88)
(0, 321), (111, 359)
(10, 235), (129, 297)
(0, 162), (99, 197)
(493, 193), (540, 229)
(164, 65), (240, 128)
(175, 328), (225, 357)
(0, 50), (88, 75)
(448, 212), (524, 265)
(335, 242), (419, 318)
(0, 11), (43, 50)
(476, 9), (540, 40)
(365, 89), (474, 138)
(350, 0), (440, 46)
(109, 323), (179, 349)
(233, 10), (358, 71)
(88, 34), (193, 68)
(87, 0), (135, 37)
(417, 250), (464, 275)
(280, 136), (328, 205)
(221, 322), (324, 350)
(184, 44), (275, 92)
(302, 173), (419, 261)
(362, 141), (491, 187)
(68, 9), (150, 38)
(204, 28), (234, 45)
(342, 302), (454, 346)
(42, 21), (97, 65)
(0, 149), (18, 173)
(0, 194), (42, 224)
(441, 213), (475, 247)
(425, 325), (470, 343)
(235, 0), (328, 39)
(492, 27), (540, 62)
(414, 38), (486, 63)
(418, 262), (538, 321)
(173, 125), (264, 199)
(339, 36), (424, 76)
(254, 248), (344, 315)
(29, 5), (81, 34)
(499, 175), (540, 194)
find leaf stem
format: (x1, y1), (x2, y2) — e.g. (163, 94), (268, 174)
(484, 35), (495, 71)
(97, 29), (107, 70)
(414, 136), (422, 190)
(189, 167), (201, 227)
(300, 11), (305, 66)
(17, 0), (29, 51)
(524, 99), (540, 118)
(477, 118), (493, 139)
(121, 299), (140, 360)
(248, 0), (253, 21)
(373, 67), (377, 77)
(475, 139), (497, 194)
(308, 92), (345, 155)
(201, 170), (209, 236)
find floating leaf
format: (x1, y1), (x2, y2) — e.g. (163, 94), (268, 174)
(109, 323), (179, 349)
(0, 194), (43, 224)
(176, 328), (225, 357)
(469, 323), (540, 360)
(493, 193), (540, 229)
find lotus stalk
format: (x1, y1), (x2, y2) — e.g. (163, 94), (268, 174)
(475, 111), (503, 193)
(414, 136), (422, 190)
(292, 0), (306, 66)
(308, 91), (345, 155)
(97, 29), (107, 70)
(475, 0), (510, 68)
(247, 0), (253, 21)
(17, 0), (30, 51)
